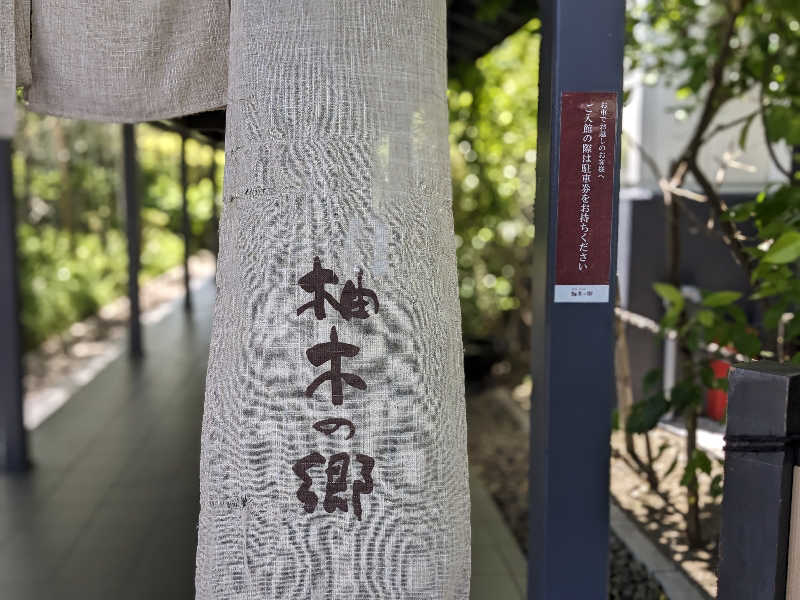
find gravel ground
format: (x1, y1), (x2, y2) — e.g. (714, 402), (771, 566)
(610, 428), (720, 598)
(467, 385), (668, 599)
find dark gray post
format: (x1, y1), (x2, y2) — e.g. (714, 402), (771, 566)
(122, 124), (143, 359)
(717, 362), (800, 599)
(209, 147), (219, 256)
(528, 1), (625, 598)
(0, 138), (28, 472)
(180, 134), (192, 312)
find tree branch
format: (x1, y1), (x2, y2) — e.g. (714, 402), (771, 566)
(687, 158), (752, 276)
(699, 109), (759, 145)
(674, 1), (751, 181)
(623, 132), (723, 242)
(622, 130), (663, 182)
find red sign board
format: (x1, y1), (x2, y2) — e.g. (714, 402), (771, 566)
(554, 91), (617, 303)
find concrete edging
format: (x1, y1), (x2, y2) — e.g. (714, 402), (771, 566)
(610, 503), (711, 600)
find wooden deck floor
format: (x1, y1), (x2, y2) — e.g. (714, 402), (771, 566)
(0, 277), (525, 599)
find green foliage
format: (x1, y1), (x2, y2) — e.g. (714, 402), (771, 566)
(627, 0), (800, 539)
(681, 449), (712, 488)
(627, 1), (800, 338)
(653, 283), (683, 307)
(628, 367), (707, 433)
(709, 472), (724, 498)
(473, 0), (514, 23)
(17, 224), (184, 349)
(448, 20), (540, 364)
(653, 283), (685, 327)
(12, 111), (222, 350)
(627, 370), (668, 434)
(701, 291), (742, 307)
(762, 231), (800, 265)
(627, 389), (669, 433)
(628, 0), (800, 116)
(655, 280), (760, 360)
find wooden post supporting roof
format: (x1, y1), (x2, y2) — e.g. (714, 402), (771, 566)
(0, 137), (28, 472)
(528, 1), (625, 597)
(122, 124), (143, 359)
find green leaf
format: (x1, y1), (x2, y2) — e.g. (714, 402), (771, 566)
(702, 291), (741, 307)
(680, 465), (696, 487)
(653, 282), (684, 309)
(681, 449), (712, 487)
(643, 368), (662, 393)
(696, 309), (715, 326)
(710, 474), (724, 498)
(662, 304), (683, 329)
(699, 363), (715, 388)
(763, 231), (800, 265)
(694, 449), (712, 474)
(764, 105), (800, 146)
(627, 394), (670, 434)
(670, 380), (702, 415)
(733, 330), (761, 358)
(737, 113), (755, 150)
(726, 304), (747, 325)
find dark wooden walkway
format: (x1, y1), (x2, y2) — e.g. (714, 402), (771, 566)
(0, 279), (214, 599)
(0, 276), (525, 599)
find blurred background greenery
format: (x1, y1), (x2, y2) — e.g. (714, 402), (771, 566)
(450, 20), (539, 383)
(12, 115), (223, 350)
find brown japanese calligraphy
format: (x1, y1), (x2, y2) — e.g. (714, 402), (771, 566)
(293, 256), (379, 521)
(297, 257), (379, 321)
(339, 270), (379, 319)
(297, 257), (341, 320)
(291, 452), (375, 520)
(313, 417), (356, 439)
(305, 326), (366, 405)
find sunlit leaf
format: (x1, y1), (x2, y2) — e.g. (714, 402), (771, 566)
(764, 231), (800, 264)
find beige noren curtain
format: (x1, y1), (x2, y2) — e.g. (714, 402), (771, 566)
(1, 1), (471, 597)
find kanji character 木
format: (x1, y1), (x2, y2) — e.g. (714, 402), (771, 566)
(305, 326), (367, 405)
(297, 256), (343, 320)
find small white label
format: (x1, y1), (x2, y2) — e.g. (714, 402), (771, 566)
(554, 284), (609, 303)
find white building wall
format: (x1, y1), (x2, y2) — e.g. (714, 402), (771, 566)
(621, 81), (791, 194)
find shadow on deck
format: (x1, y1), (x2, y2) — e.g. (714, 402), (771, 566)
(0, 278), (525, 599)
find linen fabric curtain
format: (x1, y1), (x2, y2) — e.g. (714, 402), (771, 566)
(197, 2), (470, 597)
(4, 0), (228, 125)
(2, 1), (471, 597)
(0, 2), (11, 137)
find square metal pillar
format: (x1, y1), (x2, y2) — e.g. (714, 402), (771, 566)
(528, 1), (626, 597)
(0, 137), (28, 471)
